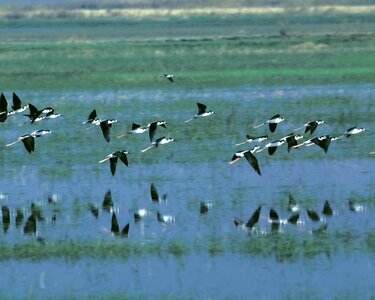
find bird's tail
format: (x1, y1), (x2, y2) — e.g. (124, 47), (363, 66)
(6, 139), (20, 147)
(234, 141), (247, 147)
(253, 123), (265, 129)
(141, 145), (154, 153)
(98, 157), (110, 163)
(116, 132), (128, 139)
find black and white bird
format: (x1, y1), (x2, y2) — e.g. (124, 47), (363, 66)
(294, 120), (324, 135)
(150, 183), (167, 203)
(6, 129), (51, 153)
(157, 211), (175, 223)
(111, 212), (129, 237)
(117, 120), (166, 139)
(343, 126), (366, 138)
(253, 114), (285, 132)
(257, 139), (286, 155)
(234, 135), (268, 147)
(185, 102), (214, 123)
(280, 133), (304, 152)
(83, 109), (117, 142)
(229, 146), (262, 176)
(141, 136), (175, 153)
(25, 103), (55, 124)
(99, 150), (129, 176)
(7, 93), (29, 116)
(292, 135), (341, 153)
(161, 73), (174, 82)
(232, 205), (262, 229)
(82, 109), (99, 125)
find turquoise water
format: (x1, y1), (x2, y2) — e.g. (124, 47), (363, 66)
(0, 83), (374, 298)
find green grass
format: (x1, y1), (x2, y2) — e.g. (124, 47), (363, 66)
(0, 15), (374, 90)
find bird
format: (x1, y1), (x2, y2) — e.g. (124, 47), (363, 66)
(269, 208), (288, 225)
(6, 129), (51, 153)
(82, 109), (99, 125)
(133, 208), (150, 222)
(99, 119), (118, 143)
(111, 212), (129, 237)
(229, 146), (262, 176)
(99, 150), (129, 176)
(280, 133), (304, 152)
(287, 194), (300, 213)
(102, 190), (113, 212)
(234, 135), (268, 147)
(141, 137), (175, 153)
(257, 139), (286, 155)
(15, 208), (24, 228)
(292, 135), (341, 153)
(157, 211), (175, 223)
(294, 120), (324, 135)
(288, 213), (300, 225)
(253, 114), (285, 132)
(150, 183), (167, 203)
(24, 103), (55, 123)
(11, 93), (29, 113)
(82, 109), (117, 142)
(322, 200), (333, 216)
(23, 215), (36, 235)
(161, 73), (174, 82)
(116, 120), (166, 139)
(0, 93), (8, 123)
(2, 205), (10, 233)
(306, 208), (320, 222)
(184, 102), (214, 123)
(344, 126), (366, 138)
(232, 205), (262, 229)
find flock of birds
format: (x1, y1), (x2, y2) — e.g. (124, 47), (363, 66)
(0, 83), (370, 237)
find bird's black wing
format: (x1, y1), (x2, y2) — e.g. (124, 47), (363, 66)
(23, 215), (36, 234)
(243, 151), (261, 176)
(322, 200), (333, 216)
(148, 121), (157, 142)
(102, 190), (113, 211)
(150, 183), (159, 201)
(269, 208), (279, 222)
(121, 223), (130, 236)
(0, 93), (8, 122)
(269, 123), (277, 133)
(197, 102), (207, 115)
(307, 209), (320, 222)
(87, 109), (97, 123)
(100, 121), (111, 142)
(109, 157), (118, 176)
(12, 93), (22, 110)
(111, 212), (120, 234)
(245, 205), (262, 229)
(21, 136), (35, 153)
(311, 136), (331, 153)
(309, 121), (318, 134)
(117, 151), (128, 167)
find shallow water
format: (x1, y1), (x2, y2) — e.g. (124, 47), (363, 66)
(0, 83), (374, 298)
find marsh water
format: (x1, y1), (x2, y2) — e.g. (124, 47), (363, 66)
(0, 11), (375, 299)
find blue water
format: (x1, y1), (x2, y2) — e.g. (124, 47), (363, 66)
(0, 84), (374, 298)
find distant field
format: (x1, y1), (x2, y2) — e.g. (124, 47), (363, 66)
(0, 11), (374, 90)
(1, 5), (375, 19)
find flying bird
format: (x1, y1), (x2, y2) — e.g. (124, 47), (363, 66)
(141, 136), (175, 153)
(234, 135), (268, 147)
(229, 146), (262, 176)
(161, 74), (174, 82)
(6, 129), (51, 153)
(253, 114), (285, 132)
(185, 102), (214, 123)
(294, 120), (324, 135)
(99, 150), (129, 176)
